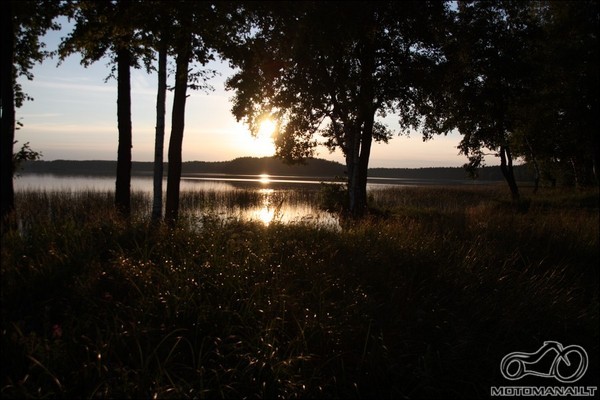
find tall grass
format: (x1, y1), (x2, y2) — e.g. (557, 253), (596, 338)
(1, 186), (598, 398)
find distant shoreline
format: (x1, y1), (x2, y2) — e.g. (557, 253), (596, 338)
(20, 156), (534, 183)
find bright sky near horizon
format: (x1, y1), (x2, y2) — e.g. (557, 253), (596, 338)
(15, 21), (476, 169)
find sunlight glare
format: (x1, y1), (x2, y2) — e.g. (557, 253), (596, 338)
(259, 174), (271, 184)
(230, 121), (276, 157)
(258, 118), (277, 139)
(255, 188), (275, 225)
(249, 117), (277, 156)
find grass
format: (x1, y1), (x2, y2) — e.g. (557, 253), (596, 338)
(1, 185), (598, 399)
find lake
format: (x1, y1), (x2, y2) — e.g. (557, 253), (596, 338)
(14, 172), (481, 192)
(13, 173), (482, 227)
(14, 173), (344, 227)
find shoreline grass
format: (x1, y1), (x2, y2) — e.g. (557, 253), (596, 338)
(1, 186), (598, 398)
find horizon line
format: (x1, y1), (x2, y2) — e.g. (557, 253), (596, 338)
(25, 157), (508, 170)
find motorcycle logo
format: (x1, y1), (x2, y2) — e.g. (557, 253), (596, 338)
(501, 341), (588, 383)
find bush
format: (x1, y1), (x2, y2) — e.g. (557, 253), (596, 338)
(318, 181), (348, 213)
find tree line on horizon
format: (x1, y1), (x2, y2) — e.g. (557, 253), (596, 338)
(20, 158), (537, 183)
(1, 1), (598, 226)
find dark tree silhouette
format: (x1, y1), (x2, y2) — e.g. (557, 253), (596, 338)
(138, 1), (175, 223)
(164, 25), (192, 225)
(163, 1), (242, 225)
(152, 43), (167, 223)
(0, 1), (16, 225)
(60, 0), (151, 217)
(224, 1), (448, 217)
(1, 0), (60, 226)
(413, 1), (544, 201)
(513, 1), (599, 188)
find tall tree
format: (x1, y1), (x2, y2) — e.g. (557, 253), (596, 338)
(163, 1), (239, 225)
(151, 41), (167, 223)
(1, 0), (60, 225)
(224, 1), (447, 217)
(60, 0), (149, 216)
(0, 1), (16, 225)
(415, 1), (543, 200)
(164, 27), (192, 225)
(515, 1), (599, 187)
(139, 2), (175, 223)
(115, 18), (133, 216)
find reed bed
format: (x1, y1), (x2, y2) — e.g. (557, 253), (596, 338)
(1, 185), (598, 398)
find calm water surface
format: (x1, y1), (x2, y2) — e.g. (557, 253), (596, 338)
(15, 173), (480, 227)
(15, 173), (342, 227)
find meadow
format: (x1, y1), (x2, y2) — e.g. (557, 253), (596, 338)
(1, 185), (598, 399)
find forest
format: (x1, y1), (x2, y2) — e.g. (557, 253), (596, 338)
(2, 0), (598, 222)
(20, 158), (536, 182)
(1, 1), (598, 399)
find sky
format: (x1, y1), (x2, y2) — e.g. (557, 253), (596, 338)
(15, 22), (478, 169)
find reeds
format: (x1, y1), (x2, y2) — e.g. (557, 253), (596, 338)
(1, 186), (598, 398)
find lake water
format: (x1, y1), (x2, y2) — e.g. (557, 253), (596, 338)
(14, 172), (477, 192)
(14, 173), (344, 227)
(13, 173), (480, 227)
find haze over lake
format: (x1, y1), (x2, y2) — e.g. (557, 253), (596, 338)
(14, 172), (489, 194)
(14, 173), (346, 227)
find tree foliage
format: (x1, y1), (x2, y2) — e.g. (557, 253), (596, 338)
(1, 0), (61, 224)
(415, 1), (599, 194)
(513, 0), (599, 187)
(3, 0), (597, 227)
(224, 1), (448, 216)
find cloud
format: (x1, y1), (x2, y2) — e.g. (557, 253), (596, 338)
(19, 123), (115, 134)
(26, 79), (115, 93)
(17, 112), (62, 118)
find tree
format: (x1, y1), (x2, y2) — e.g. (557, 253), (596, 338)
(415, 1), (544, 201)
(514, 1), (599, 188)
(139, 2), (174, 223)
(224, 1), (447, 217)
(0, 1), (16, 225)
(60, 0), (150, 217)
(163, 1), (240, 225)
(1, 0), (60, 225)
(164, 23), (192, 225)
(151, 41), (167, 223)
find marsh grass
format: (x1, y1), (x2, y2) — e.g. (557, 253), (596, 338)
(1, 186), (598, 398)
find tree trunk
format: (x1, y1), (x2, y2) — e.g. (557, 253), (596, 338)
(151, 44), (167, 223)
(524, 136), (540, 193)
(1, 0), (15, 226)
(593, 142), (599, 186)
(574, 156), (594, 188)
(165, 37), (191, 225)
(115, 46), (132, 217)
(357, 115), (374, 214)
(347, 24), (376, 219)
(346, 126), (374, 219)
(499, 145), (520, 201)
(346, 127), (362, 217)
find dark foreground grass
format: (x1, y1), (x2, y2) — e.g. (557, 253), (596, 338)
(1, 186), (598, 399)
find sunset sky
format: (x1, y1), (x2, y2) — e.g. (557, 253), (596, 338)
(15, 23), (476, 169)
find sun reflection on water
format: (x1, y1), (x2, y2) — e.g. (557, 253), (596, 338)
(258, 174), (271, 185)
(254, 188), (277, 225)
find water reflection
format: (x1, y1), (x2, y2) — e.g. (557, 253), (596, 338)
(16, 173), (340, 228)
(258, 174), (271, 185)
(237, 188), (339, 227)
(253, 189), (277, 225)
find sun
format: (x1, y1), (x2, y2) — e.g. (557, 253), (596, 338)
(230, 118), (277, 157)
(257, 118), (277, 140)
(250, 117), (277, 155)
